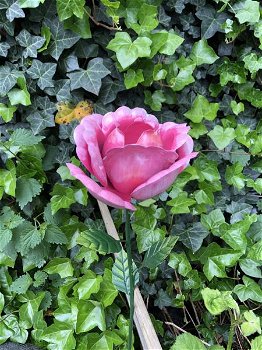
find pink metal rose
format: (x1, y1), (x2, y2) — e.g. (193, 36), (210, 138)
(67, 106), (197, 211)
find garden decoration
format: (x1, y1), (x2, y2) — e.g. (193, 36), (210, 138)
(67, 106), (197, 350)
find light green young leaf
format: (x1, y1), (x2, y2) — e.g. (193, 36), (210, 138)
(233, 0), (260, 24)
(41, 321), (76, 349)
(57, 0), (85, 21)
(190, 39), (219, 66)
(201, 287), (239, 315)
(124, 69), (144, 89)
(170, 332), (206, 350)
(184, 95), (219, 123)
(0, 103), (17, 122)
(234, 276), (262, 303)
(50, 184), (75, 214)
(76, 300), (106, 333)
(225, 162), (246, 189)
(241, 310), (261, 337)
(73, 270), (102, 300)
(251, 335), (262, 350)
(44, 258), (74, 278)
(107, 32), (152, 69)
(230, 100), (244, 115)
(208, 125), (235, 150)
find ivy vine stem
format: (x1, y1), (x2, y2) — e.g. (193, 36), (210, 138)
(226, 309), (235, 350)
(125, 209), (134, 350)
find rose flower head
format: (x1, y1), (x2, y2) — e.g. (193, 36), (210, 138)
(67, 106), (197, 211)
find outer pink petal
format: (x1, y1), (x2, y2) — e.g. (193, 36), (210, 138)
(102, 128), (125, 156)
(74, 125), (92, 173)
(131, 152), (198, 200)
(75, 116), (107, 186)
(103, 145), (177, 195)
(177, 135), (194, 158)
(101, 106), (159, 137)
(66, 163), (135, 210)
(160, 122), (190, 150)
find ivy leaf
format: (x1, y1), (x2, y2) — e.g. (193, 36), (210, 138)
(230, 100), (244, 115)
(5, 1), (25, 22)
(170, 333), (206, 350)
(0, 66), (20, 96)
(45, 18), (80, 60)
(10, 274), (33, 294)
(27, 111), (55, 135)
(73, 270), (102, 300)
(143, 236), (178, 269)
(63, 7), (91, 39)
(19, 0), (45, 8)
(195, 6), (228, 39)
(15, 177), (42, 209)
(190, 39), (219, 66)
(57, 0), (85, 21)
(217, 59), (247, 86)
(50, 184), (75, 214)
(44, 258), (74, 278)
(233, 0), (260, 24)
(13, 221), (42, 255)
(208, 125), (235, 150)
(41, 321), (76, 349)
(241, 310), (261, 337)
(124, 69), (144, 89)
(16, 29), (45, 58)
(107, 32), (152, 69)
(0, 41), (10, 56)
(67, 57), (110, 95)
(233, 276), (262, 303)
(225, 163), (245, 189)
(27, 59), (56, 90)
(76, 300), (106, 334)
(174, 222), (209, 253)
(167, 192), (196, 214)
(201, 209), (225, 235)
(201, 288), (239, 315)
(112, 249), (139, 295)
(128, 3), (158, 35)
(0, 103), (17, 122)
(95, 269), (118, 308)
(150, 30), (184, 57)
(99, 76), (125, 104)
(184, 95), (219, 123)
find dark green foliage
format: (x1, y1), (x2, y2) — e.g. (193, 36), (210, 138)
(0, 0), (262, 349)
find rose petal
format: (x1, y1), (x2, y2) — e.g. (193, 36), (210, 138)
(131, 152), (198, 200)
(124, 123), (153, 144)
(137, 129), (163, 148)
(74, 124), (92, 173)
(75, 116), (107, 186)
(177, 135), (194, 158)
(103, 145), (177, 195)
(66, 163), (135, 210)
(102, 128), (125, 156)
(160, 122), (190, 150)
(102, 106), (159, 137)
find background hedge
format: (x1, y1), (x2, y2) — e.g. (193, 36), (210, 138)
(0, 0), (261, 349)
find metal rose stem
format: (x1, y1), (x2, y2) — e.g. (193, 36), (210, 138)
(125, 209), (135, 350)
(97, 200), (163, 350)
